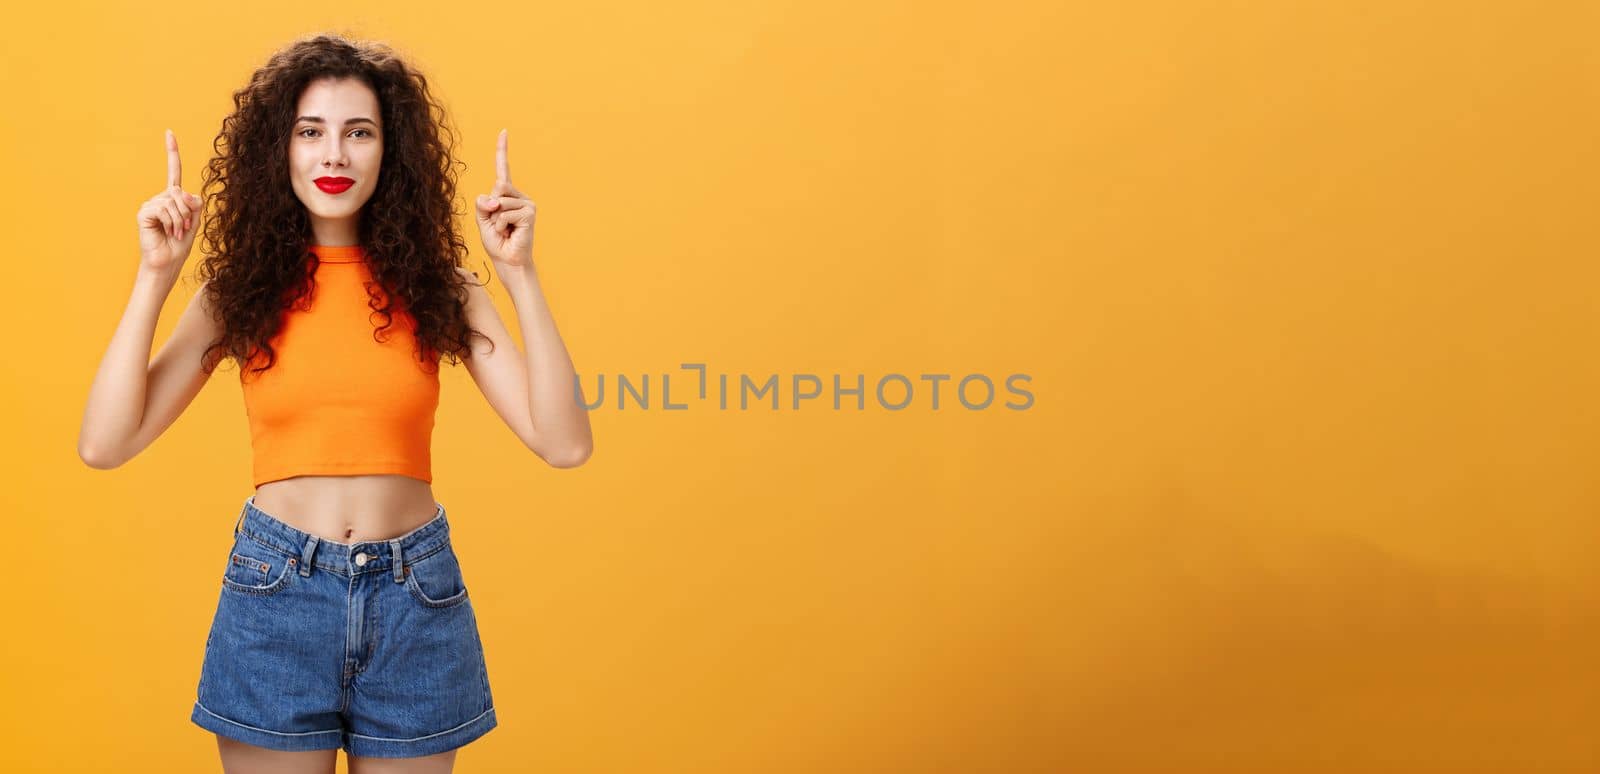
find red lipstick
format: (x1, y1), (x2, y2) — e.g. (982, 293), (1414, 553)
(314, 176), (354, 194)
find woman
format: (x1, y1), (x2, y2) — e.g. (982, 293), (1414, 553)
(77, 33), (591, 771)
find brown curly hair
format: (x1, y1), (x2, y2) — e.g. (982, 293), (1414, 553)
(194, 32), (491, 380)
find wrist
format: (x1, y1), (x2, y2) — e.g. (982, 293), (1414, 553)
(134, 261), (185, 289)
(493, 259), (539, 285)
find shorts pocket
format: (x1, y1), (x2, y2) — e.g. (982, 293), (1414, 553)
(404, 543), (470, 609)
(221, 537), (298, 596)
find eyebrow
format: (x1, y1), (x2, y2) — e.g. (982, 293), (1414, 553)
(295, 116), (380, 127)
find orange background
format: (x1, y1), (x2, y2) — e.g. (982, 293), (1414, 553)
(2, 0), (1596, 770)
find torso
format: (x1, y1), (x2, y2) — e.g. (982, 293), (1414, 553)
(253, 474), (439, 544)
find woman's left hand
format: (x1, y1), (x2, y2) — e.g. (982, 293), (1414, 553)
(474, 129), (537, 269)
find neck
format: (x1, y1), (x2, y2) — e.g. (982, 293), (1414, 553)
(309, 213), (359, 246)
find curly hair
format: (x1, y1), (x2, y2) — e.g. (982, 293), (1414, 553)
(194, 32), (491, 380)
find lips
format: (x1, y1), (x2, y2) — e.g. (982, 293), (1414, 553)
(314, 177), (354, 194)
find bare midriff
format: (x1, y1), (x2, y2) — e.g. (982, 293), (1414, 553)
(252, 473), (440, 544)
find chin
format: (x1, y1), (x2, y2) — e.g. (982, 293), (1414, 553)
(307, 204), (359, 219)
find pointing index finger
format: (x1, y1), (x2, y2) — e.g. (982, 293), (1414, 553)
(166, 129), (181, 189)
(496, 128), (510, 185)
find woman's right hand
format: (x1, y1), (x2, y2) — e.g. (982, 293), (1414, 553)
(137, 129), (203, 272)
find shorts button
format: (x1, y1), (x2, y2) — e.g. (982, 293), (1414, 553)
(354, 553), (369, 566)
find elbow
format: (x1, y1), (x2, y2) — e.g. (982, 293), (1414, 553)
(540, 440), (593, 469)
(77, 440), (125, 471)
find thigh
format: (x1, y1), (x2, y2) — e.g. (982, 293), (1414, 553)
(218, 735), (337, 774)
(349, 749), (457, 773)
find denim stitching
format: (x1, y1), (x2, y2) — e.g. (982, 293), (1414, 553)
(404, 571), (470, 608)
(345, 707), (495, 742)
(194, 701), (342, 738)
(227, 554), (269, 584)
(402, 550), (469, 608)
(221, 556), (297, 596)
(236, 523), (451, 576)
(237, 531), (301, 561)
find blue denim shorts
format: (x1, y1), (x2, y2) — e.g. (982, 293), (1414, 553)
(190, 495), (497, 758)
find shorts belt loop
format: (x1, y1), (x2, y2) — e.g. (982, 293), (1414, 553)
(233, 498), (249, 535)
(391, 538), (405, 583)
(299, 535), (320, 577)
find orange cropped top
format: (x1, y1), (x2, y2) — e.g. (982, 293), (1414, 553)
(240, 244), (441, 487)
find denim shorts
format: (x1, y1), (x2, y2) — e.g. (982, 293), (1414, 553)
(190, 495), (497, 758)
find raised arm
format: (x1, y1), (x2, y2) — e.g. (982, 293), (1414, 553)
(78, 130), (215, 468)
(471, 129), (593, 467)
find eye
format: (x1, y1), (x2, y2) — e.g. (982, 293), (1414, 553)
(297, 128), (374, 138)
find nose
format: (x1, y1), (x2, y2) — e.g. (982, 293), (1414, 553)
(321, 137), (349, 168)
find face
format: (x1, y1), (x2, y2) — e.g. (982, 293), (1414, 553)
(288, 77), (383, 245)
